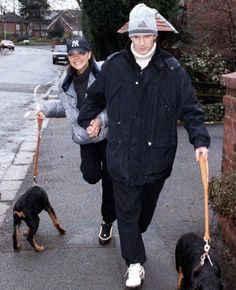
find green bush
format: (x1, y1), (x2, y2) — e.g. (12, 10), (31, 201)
(27, 37), (51, 45)
(181, 47), (230, 82)
(209, 170), (236, 225)
(202, 103), (224, 122)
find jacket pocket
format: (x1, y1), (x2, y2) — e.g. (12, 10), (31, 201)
(146, 117), (178, 148)
(106, 122), (129, 180)
(145, 145), (176, 177)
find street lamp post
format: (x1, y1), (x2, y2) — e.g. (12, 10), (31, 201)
(3, 11), (6, 39)
(4, 14), (6, 39)
(0, 0), (7, 40)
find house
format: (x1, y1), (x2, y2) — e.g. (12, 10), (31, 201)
(27, 10), (57, 38)
(27, 9), (82, 38)
(0, 12), (27, 39)
(47, 9), (82, 37)
(0, 9), (82, 40)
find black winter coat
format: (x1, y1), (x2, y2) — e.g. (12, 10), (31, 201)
(78, 44), (210, 185)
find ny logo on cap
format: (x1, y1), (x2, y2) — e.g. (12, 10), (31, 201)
(72, 40), (80, 47)
(138, 21), (148, 28)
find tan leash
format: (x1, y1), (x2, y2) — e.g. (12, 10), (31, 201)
(198, 154), (215, 267)
(33, 116), (43, 185)
(198, 154), (210, 242)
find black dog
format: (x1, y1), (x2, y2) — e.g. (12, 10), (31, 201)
(175, 232), (224, 290)
(13, 185), (66, 252)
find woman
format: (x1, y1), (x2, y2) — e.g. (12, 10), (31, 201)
(37, 37), (116, 245)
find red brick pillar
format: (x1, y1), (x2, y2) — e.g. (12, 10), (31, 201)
(221, 72), (236, 173)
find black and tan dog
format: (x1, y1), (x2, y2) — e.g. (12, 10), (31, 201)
(13, 185), (66, 252)
(175, 232), (224, 290)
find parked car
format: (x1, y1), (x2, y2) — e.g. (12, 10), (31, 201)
(52, 45), (68, 64)
(0, 40), (15, 50)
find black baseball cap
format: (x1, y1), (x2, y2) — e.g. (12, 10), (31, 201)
(67, 38), (90, 55)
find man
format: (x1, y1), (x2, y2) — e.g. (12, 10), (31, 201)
(78, 3), (210, 289)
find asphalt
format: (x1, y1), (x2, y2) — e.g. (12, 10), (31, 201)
(0, 117), (235, 290)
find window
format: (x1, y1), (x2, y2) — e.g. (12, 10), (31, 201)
(33, 23), (40, 30)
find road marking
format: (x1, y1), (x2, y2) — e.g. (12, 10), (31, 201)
(24, 82), (54, 118)
(34, 84), (41, 102)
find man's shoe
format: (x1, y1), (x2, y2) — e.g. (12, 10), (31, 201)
(99, 222), (113, 245)
(125, 263), (145, 288)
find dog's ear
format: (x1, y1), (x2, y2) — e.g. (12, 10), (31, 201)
(14, 211), (25, 218)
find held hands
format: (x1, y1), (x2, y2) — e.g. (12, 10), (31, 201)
(195, 147), (209, 161)
(86, 117), (102, 138)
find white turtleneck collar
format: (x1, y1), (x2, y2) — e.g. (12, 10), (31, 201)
(131, 42), (156, 69)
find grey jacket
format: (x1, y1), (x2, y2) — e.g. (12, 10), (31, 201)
(39, 63), (108, 145)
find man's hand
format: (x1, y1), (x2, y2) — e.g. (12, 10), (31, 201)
(86, 117), (101, 138)
(195, 147), (209, 161)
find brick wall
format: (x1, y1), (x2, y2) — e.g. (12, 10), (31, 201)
(4, 22), (28, 35)
(221, 72), (236, 173)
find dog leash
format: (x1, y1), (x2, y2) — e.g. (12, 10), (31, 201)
(199, 154), (210, 242)
(33, 115), (43, 185)
(198, 154), (214, 267)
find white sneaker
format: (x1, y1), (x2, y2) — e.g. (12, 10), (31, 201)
(125, 263), (145, 288)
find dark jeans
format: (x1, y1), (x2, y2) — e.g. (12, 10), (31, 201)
(112, 179), (165, 265)
(80, 139), (116, 224)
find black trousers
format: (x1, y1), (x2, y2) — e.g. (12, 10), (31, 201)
(112, 179), (165, 266)
(80, 139), (116, 223)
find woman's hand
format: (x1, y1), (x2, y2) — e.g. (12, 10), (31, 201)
(86, 117), (101, 137)
(37, 111), (45, 120)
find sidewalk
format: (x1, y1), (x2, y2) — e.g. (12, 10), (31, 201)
(0, 118), (235, 289)
(0, 117), (49, 223)
(0, 118), (124, 290)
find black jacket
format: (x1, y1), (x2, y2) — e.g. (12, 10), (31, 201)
(78, 44), (210, 185)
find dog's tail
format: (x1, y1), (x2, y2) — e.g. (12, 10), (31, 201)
(47, 206), (66, 235)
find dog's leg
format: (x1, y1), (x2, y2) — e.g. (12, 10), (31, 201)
(47, 207), (66, 235)
(177, 267), (184, 290)
(12, 214), (22, 251)
(26, 217), (44, 252)
(23, 228), (30, 237)
(27, 231), (45, 252)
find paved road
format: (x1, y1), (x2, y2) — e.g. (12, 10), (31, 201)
(0, 45), (65, 183)
(0, 46), (59, 84)
(0, 118), (235, 289)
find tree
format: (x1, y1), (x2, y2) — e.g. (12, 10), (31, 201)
(76, 0), (179, 59)
(18, 0), (50, 38)
(186, 0), (236, 59)
(48, 22), (64, 38)
(80, 0), (126, 59)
